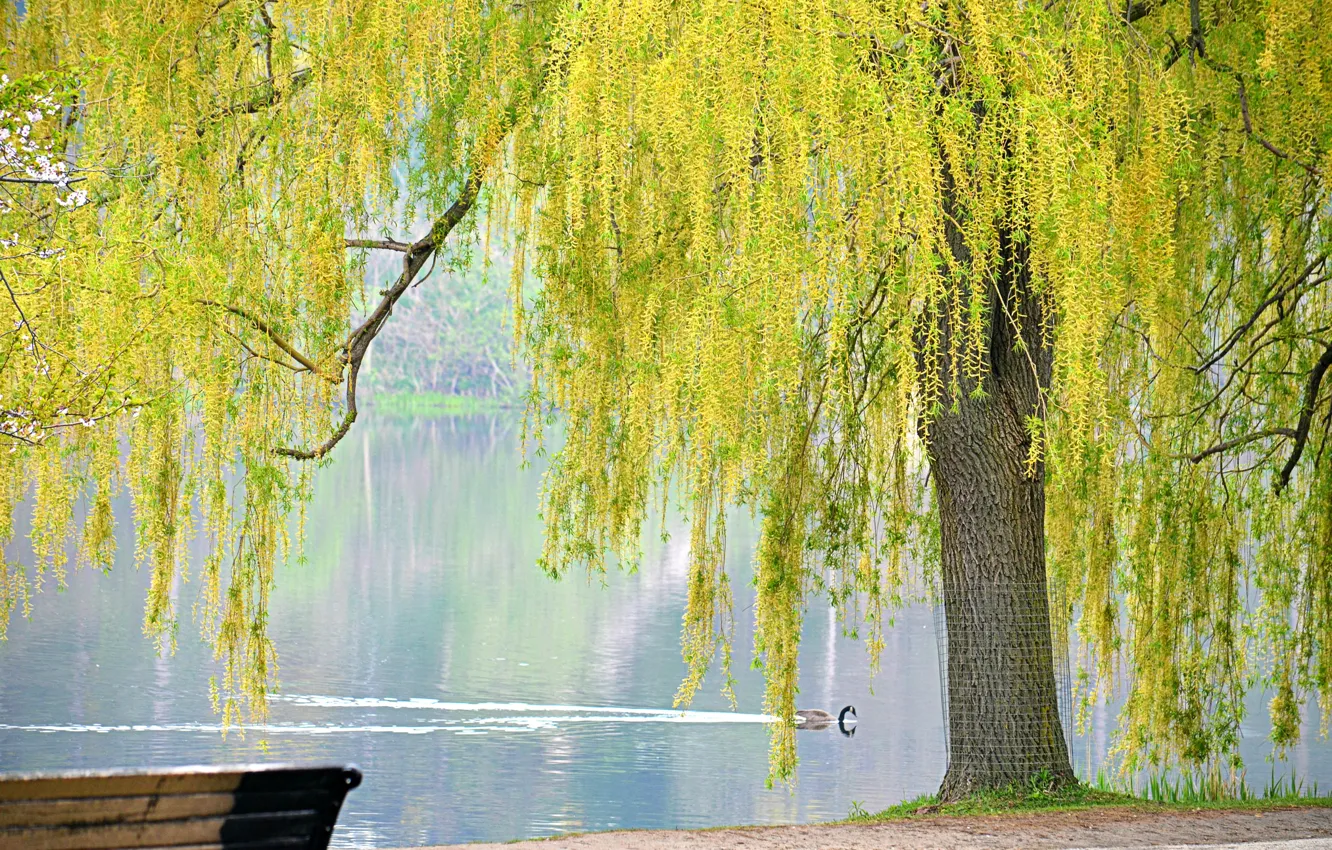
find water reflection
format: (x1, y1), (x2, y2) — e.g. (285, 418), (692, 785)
(0, 415), (942, 846)
(0, 415), (1326, 848)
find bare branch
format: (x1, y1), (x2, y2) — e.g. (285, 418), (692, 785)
(1189, 428), (1297, 463)
(199, 67), (313, 129)
(195, 299), (330, 378)
(1, 268), (42, 363)
(0, 426), (38, 446)
(345, 238), (412, 252)
(1236, 76), (1321, 178)
(1184, 0), (1321, 177)
(342, 170), (484, 355)
(1277, 341), (1332, 492)
(0, 176), (87, 186)
(1195, 253), (1328, 374)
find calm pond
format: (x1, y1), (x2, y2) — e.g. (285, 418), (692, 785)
(1, 415), (1328, 848)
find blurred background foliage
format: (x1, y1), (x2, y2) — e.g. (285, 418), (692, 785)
(357, 235), (529, 410)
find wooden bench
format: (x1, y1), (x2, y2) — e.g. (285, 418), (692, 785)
(0, 763), (362, 850)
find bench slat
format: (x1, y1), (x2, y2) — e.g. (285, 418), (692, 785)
(0, 790), (331, 828)
(0, 765), (359, 803)
(0, 775), (243, 804)
(0, 809), (320, 850)
(0, 793), (234, 828)
(0, 764), (359, 850)
(138, 841), (308, 850)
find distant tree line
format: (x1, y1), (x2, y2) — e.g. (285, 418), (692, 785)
(357, 245), (526, 403)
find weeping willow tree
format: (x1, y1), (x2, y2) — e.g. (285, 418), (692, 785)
(2, 0), (1330, 798)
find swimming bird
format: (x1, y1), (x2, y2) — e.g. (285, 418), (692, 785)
(795, 705), (856, 729)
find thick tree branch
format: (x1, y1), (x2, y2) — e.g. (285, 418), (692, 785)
(1277, 341), (1332, 492)
(276, 169), (485, 460)
(1189, 428), (1296, 463)
(343, 171), (483, 357)
(1124, 0), (1165, 23)
(276, 358), (362, 460)
(257, 3), (276, 83)
(345, 238), (412, 252)
(195, 299), (329, 378)
(268, 26), (559, 460)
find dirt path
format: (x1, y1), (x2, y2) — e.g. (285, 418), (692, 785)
(414, 805), (1332, 849)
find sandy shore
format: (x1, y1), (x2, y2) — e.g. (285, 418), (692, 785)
(409, 805), (1332, 849)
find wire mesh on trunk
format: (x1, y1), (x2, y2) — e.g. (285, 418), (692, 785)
(934, 581), (1073, 780)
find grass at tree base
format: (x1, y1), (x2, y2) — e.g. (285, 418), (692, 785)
(847, 777), (1332, 823)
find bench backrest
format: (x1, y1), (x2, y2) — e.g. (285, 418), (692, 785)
(0, 763), (361, 850)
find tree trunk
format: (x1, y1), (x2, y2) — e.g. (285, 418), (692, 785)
(930, 396), (1074, 798)
(927, 208), (1075, 799)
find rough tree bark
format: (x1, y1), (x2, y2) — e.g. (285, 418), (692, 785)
(927, 194), (1075, 799)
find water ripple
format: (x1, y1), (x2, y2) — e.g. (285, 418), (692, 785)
(275, 693), (777, 723)
(0, 700), (779, 735)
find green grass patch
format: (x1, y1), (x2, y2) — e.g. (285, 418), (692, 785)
(845, 770), (1332, 824)
(847, 783), (1135, 822)
(1096, 766), (1326, 805)
(367, 391), (520, 417)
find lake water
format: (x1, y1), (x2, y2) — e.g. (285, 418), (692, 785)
(1, 414), (1329, 848)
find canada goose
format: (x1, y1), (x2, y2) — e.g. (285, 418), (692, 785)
(795, 705), (857, 729)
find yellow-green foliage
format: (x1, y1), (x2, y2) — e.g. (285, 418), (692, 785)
(508, 0), (1331, 784)
(2, 0), (1330, 787)
(0, 0), (549, 721)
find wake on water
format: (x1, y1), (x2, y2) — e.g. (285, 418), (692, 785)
(0, 695), (779, 735)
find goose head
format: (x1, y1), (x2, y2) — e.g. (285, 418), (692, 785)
(838, 705), (857, 737)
